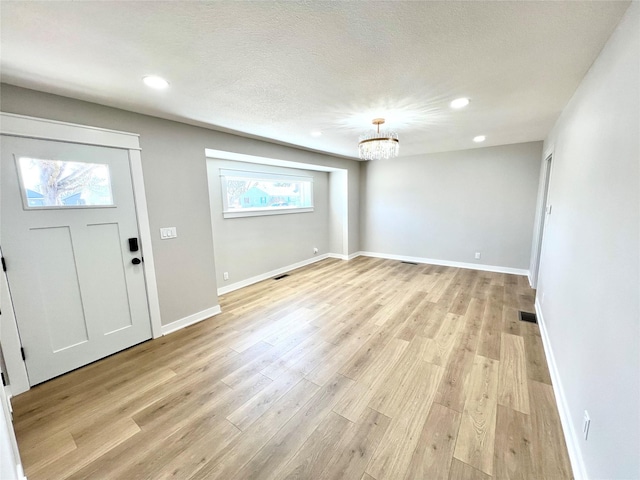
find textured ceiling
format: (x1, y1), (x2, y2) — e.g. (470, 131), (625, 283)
(0, 1), (630, 159)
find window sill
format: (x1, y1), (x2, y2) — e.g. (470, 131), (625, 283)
(223, 207), (314, 219)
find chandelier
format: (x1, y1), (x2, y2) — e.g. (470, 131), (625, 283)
(358, 118), (399, 160)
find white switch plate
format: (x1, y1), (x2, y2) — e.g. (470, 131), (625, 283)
(160, 227), (177, 239)
(475, 252), (481, 259)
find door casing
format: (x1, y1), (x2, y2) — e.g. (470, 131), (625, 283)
(529, 152), (554, 288)
(0, 112), (162, 395)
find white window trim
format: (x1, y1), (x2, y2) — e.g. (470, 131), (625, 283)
(223, 206), (314, 218)
(220, 168), (314, 219)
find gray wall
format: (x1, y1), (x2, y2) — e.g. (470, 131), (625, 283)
(0, 84), (360, 325)
(536, 3), (639, 477)
(207, 159), (330, 286)
(360, 142), (542, 270)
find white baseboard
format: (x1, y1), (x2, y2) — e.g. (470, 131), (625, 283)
(326, 252), (363, 260)
(161, 305), (222, 336)
(217, 253), (331, 296)
(5, 463), (27, 480)
(215, 250), (529, 298)
(357, 251), (530, 276)
(214, 250), (527, 298)
(535, 297), (587, 480)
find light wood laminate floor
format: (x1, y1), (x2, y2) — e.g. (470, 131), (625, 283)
(12, 257), (573, 479)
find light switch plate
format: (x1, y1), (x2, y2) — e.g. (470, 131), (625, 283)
(160, 227), (177, 239)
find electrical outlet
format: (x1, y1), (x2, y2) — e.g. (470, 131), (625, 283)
(313, 247), (318, 255)
(583, 410), (591, 440)
(475, 252), (481, 259)
(223, 272), (229, 281)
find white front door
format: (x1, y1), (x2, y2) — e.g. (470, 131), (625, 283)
(1, 135), (152, 385)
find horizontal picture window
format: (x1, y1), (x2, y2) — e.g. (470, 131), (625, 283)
(220, 169), (314, 218)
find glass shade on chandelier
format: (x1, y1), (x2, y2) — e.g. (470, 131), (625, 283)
(358, 118), (399, 160)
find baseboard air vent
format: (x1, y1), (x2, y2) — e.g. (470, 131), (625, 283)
(519, 311), (538, 324)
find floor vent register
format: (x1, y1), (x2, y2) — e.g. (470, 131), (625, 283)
(519, 311), (538, 324)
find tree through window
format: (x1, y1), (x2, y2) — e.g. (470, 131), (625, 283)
(18, 157), (114, 207)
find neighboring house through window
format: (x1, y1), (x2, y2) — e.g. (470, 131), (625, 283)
(220, 169), (314, 218)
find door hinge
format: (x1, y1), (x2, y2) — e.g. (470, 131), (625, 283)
(20, 347), (26, 361)
(1, 257), (6, 272)
(1, 372), (6, 387)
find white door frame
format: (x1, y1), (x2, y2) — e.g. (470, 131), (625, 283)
(0, 112), (162, 395)
(529, 151), (554, 288)
(0, 245), (28, 396)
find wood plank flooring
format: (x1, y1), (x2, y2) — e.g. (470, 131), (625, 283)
(11, 257), (573, 479)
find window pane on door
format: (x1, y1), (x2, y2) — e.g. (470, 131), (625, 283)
(17, 157), (114, 208)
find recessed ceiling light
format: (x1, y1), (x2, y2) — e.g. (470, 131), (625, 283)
(143, 75), (169, 89)
(473, 135), (486, 143)
(450, 98), (470, 109)
(311, 130), (322, 137)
